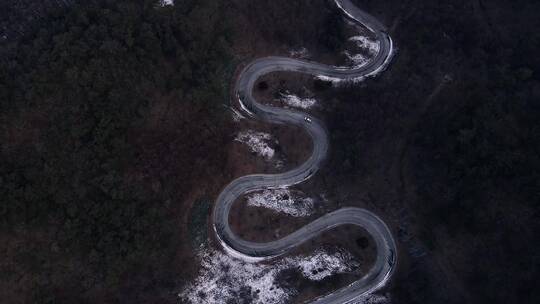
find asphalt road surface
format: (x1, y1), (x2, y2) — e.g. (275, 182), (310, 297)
(212, 1), (397, 303)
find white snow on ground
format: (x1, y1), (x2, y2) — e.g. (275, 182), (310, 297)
(344, 50), (369, 69)
(159, 0), (174, 6)
(180, 249), (288, 304)
(354, 293), (392, 304)
(235, 131), (276, 159)
(179, 248), (360, 304)
(280, 93), (317, 109)
(349, 36), (380, 55)
(247, 189), (315, 217)
(316, 74), (365, 85)
(316, 35), (395, 86)
(297, 250), (357, 281)
(338, 36), (379, 70)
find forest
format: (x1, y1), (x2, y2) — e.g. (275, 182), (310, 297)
(1, 0), (539, 303)
(1, 0), (233, 302)
(326, 0), (540, 303)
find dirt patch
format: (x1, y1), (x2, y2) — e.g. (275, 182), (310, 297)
(229, 194), (315, 242)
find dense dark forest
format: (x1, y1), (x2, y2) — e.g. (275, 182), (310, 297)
(1, 0), (232, 302)
(326, 0), (540, 303)
(1, 0), (539, 303)
(0, 0), (75, 42)
(232, 0), (346, 51)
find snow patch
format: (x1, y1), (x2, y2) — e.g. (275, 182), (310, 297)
(180, 249), (286, 304)
(297, 250), (357, 281)
(316, 35), (394, 86)
(354, 293), (392, 304)
(247, 189), (315, 217)
(159, 0), (174, 6)
(349, 36), (380, 55)
(337, 36), (379, 70)
(316, 74), (365, 85)
(280, 93), (317, 109)
(235, 131), (276, 159)
(179, 248), (360, 304)
(344, 50), (369, 69)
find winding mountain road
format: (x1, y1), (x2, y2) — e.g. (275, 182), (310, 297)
(212, 1), (397, 303)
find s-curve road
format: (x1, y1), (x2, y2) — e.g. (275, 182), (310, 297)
(213, 1), (397, 303)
